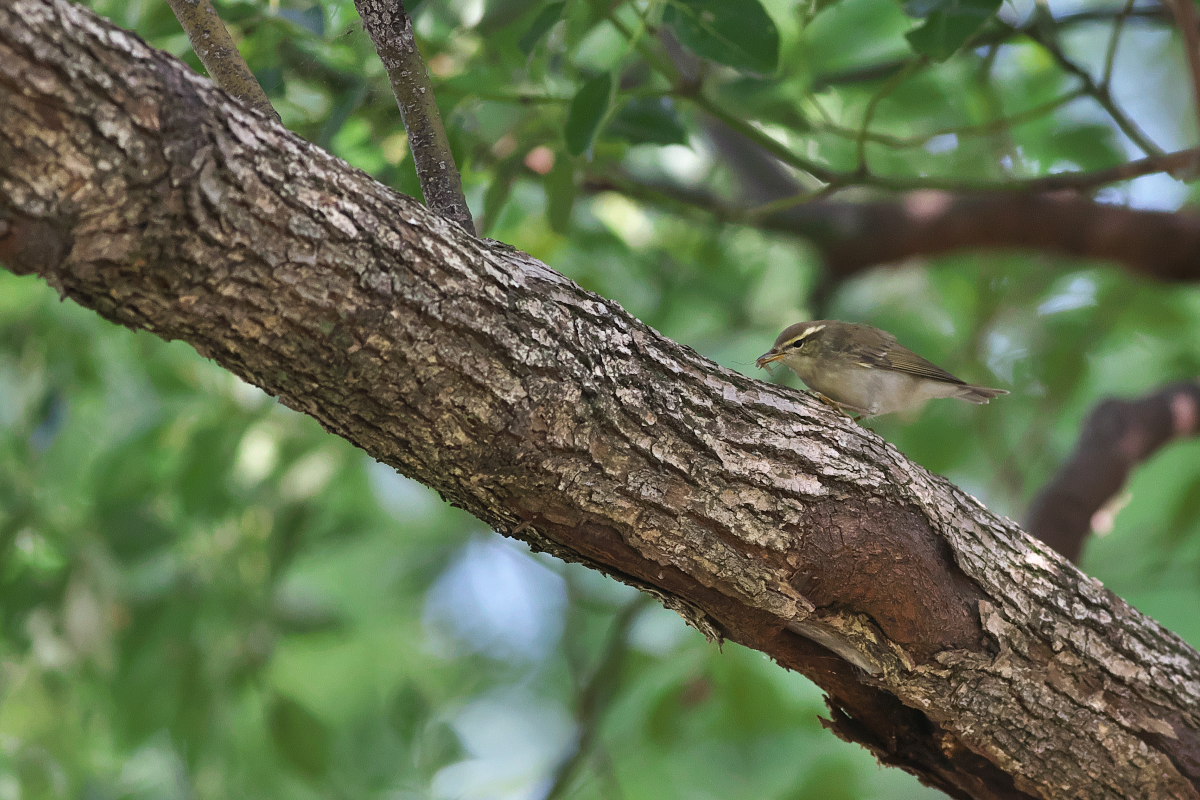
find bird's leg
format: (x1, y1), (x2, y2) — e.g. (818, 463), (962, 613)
(810, 392), (865, 421)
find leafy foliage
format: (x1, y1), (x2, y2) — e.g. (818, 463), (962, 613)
(566, 71), (617, 155)
(4, 0), (1200, 797)
(663, 0), (781, 74)
(904, 0), (1002, 60)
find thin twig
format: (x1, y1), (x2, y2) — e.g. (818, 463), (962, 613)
(972, 44), (1024, 173)
(1167, 0), (1200, 137)
(742, 180), (845, 218)
(597, 0), (1194, 202)
(1007, 145), (1200, 191)
(608, 6), (1176, 193)
(597, 1), (683, 86)
(1024, 26), (1165, 157)
(690, 91), (837, 185)
(354, 0), (475, 233)
(540, 595), (652, 800)
(811, 70), (1085, 152)
(589, 145), (1200, 225)
(604, 144), (1200, 209)
(755, 145), (1200, 206)
(856, 59), (923, 171)
(1101, 0), (1138, 87)
(165, 0), (280, 121)
(938, 90), (1087, 145)
(585, 163), (1200, 282)
(594, 1), (833, 186)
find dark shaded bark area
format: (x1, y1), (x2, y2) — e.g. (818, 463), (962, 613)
(3, 2), (1200, 797)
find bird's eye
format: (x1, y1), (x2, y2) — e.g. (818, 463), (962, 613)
(789, 339), (804, 349)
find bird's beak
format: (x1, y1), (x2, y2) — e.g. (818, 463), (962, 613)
(756, 350), (783, 369)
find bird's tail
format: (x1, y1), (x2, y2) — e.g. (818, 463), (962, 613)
(957, 385), (1009, 404)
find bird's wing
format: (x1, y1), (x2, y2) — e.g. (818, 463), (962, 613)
(856, 344), (966, 385)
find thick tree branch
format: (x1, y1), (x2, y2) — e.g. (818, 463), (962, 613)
(1027, 381), (1200, 562)
(778, 192), (1200, 281)
(3, 2), (1200, 797)
(591, 174), (1200, 282)
(164, 0), (279, 121)
(354, 0), (475, 234)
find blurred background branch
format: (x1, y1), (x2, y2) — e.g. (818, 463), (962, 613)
(1028, 381), (1200, 561)
(583, 173), (1200, 281)
(541, 595), (651, 800)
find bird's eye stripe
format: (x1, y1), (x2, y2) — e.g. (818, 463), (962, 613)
(784, 324), (825, 350)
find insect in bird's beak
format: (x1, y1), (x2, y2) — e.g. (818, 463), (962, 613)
(756, 350), (784, 370)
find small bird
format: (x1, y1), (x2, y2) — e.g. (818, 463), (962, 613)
(756, 320), (1007, 418)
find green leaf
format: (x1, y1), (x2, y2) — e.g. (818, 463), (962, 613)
(607, 97), (689, 146)
(664, 0), (780, 74)
(803, 0), (847, 22)
(904, 0), (1001, 60)
(481, 155), (523, 235)
(387, 682), (432, 743)
(1040, 123), (1124, 170)
(480, 0), (552, 32)
(316, 82), (368, 150)
(544, 156), (577, 234)
(268, 694), (331, 781)
(565, 72), (615, 156)
(519, 1), (566, 54)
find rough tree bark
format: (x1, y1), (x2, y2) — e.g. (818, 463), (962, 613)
(2, 1), (1200, 798)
